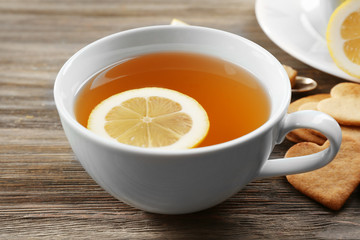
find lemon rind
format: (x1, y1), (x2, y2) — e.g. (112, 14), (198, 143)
(88, 87), (209, 149)
(326, 0), (360, 78)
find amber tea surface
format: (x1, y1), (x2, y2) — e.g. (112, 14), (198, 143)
(74, 52), (270, 147)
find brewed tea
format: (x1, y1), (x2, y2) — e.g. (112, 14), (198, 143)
(74, 52), (270, 147)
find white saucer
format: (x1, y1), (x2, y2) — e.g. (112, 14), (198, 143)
(255, 0), (359, 82)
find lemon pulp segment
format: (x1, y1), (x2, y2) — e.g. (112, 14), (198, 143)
(327, 0), (360, 78)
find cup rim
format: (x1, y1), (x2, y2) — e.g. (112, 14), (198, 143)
(54, 25), (290, 156)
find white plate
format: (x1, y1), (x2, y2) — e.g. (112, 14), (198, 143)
(255, 0), (359, 82)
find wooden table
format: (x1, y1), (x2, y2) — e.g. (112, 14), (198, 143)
(1, 0), (359, 239)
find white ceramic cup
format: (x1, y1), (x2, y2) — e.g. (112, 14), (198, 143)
(54, 26), (342, 214)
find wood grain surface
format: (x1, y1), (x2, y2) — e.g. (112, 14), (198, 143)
(1, 0), (359, 239)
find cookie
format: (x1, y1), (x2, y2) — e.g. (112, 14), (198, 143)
(318, 82), (360, 126)
(286, 136), (360, 210)
(288, 129), (326, 145)
(298, 102), (319, 111)
(341, 125), (360, 139)
(297, 101), (327, 139)
(286, 94), (330, 144)
(331, 82), (360, 98)
(286, 131), (307, 143)
(288, 94), (330, 113)
(283, 65), (297, 88)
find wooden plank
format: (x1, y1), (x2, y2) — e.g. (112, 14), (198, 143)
(0, 0), (358, 239)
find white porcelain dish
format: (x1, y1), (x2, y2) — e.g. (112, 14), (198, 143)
(255, 0), (359, 82)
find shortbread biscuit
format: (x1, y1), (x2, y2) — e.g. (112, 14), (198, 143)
(286, 131), (308, 143)
(341, 125), (360, 139)
(288, 94), (330, 113)
(286, 94), (330, 144)
(283, 65), (297, 88)
(297, 101), (327, 140)
(318, 83), (360, 126)
(288, 129), (326, 145)
(286, 136), (360, 210)
(330, 82), (360, 98)
(298, 102), (319, 111)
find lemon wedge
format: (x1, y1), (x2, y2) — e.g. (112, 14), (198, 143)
(326, 0), (360, 78)
(87, 87), (209, 149)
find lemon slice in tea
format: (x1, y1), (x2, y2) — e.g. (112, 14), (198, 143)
(87, 87), (209, 149)
(326, 0), (360, 78)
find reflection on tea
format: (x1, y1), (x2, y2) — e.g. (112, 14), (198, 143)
(74, 52), (270, 147)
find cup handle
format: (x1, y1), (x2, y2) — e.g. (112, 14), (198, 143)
(256, 110), (342, 178)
